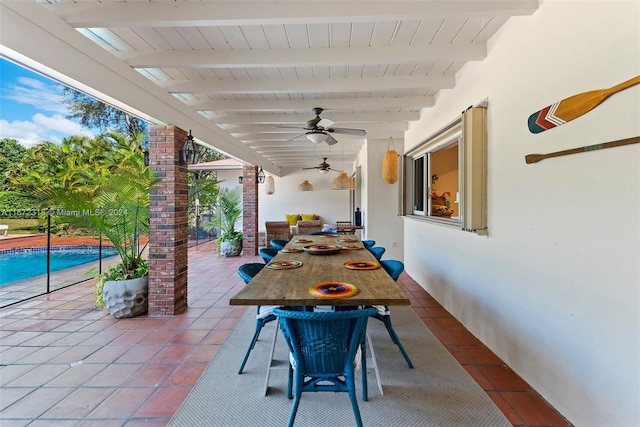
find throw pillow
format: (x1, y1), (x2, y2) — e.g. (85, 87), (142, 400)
(301, 214), (316, 221)
(285, 214), (300, 226)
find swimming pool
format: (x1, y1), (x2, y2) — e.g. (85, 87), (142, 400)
(0, 246), (118, 286)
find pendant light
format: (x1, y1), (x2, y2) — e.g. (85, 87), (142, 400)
(298, 179), (314, 191)
(382, 137), (399, 184)
(331, 146), (354, 190)
(265, 175), (275, 195)
(299, 147), (316, 191)
(331, 172), (355, 190)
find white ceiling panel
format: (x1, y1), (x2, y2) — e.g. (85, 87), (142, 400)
(3, 0), (539, 175)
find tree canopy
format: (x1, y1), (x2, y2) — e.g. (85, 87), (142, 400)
(61, 86), (148, 140)
(0, 138), (27, 190)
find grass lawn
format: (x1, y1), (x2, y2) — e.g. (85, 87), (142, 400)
(1, 218), (39, 234)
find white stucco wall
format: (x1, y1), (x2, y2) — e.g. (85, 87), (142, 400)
(357, 138), (405, 261)
(404, 1), (640, 426)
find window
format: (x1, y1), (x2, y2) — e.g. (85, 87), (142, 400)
(402, 106), (487, 234)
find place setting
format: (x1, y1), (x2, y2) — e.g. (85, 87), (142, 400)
(293, 238), (313, 244)
(337, 237), (358, 243)
(279, 247), (303, 254)
(308, 281), (360, 299)
(266, 260), (303, 270)
(302, 244), (342, 255)
(340, 244), (363, 250)
(343, 260), (380, 270)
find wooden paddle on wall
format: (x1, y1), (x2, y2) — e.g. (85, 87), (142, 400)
(528, 75), (640, 133)
(525, 136), (640, 164)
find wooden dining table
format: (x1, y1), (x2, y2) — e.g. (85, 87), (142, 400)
(229, 235), (410, 307)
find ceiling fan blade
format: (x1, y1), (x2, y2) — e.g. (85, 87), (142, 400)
(328, 167), (343, 172)
(273, 125), (304, 130)
(327, 127), (367, 136)
(316, 118), (334, 129)
(283, 133), (306, 142)
(302, 166), (320, 170)
(324, 134), (338, 145)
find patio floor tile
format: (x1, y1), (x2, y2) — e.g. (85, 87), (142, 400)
(0, 242), (572, 427)
(40, 387), (115, 419)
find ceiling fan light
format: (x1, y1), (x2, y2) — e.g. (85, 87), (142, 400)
(319, 169), (329, 174)
(298, 179), (314, 191)
(331, 172), (355, 190)
(306, 132), (328, 144)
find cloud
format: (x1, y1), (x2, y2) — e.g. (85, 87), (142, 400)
(0, 114), (95, 148)
(32, 113), (91, 136)
(3, 76), (67, 114)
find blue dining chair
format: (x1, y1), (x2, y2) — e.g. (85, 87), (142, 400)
(274, 307), (377, 427)
(237, 262), (265, 284)
(259, 247), (279, 264)
(361, 239), (375, 249)
(373, 259), (414, 369)
(368, 246), (386, 261)
(270, 239), (289, 250)
(237, 263), (279, 374)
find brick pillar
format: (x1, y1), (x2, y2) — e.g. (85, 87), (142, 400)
(242, 165), (259, 256)
(148, 125), (188, 316)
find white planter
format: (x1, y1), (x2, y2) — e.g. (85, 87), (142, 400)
(102, 276), (149, 318)
(219, 240), (242, 257)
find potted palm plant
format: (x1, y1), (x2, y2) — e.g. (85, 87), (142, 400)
(33, 132), (159, 318)
(207, 187), (243, 256)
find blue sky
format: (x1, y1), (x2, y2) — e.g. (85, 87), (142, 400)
(0, 57), (95, 148)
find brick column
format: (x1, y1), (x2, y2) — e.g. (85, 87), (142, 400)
(148, 125), (188, 316)
(242, 165), (259, 256)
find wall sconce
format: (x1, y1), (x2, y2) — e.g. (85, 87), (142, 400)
(238, 176), (243, 184)
(257, 166), (265, 184)
(144, 150), (150, 166)
(178, 130), (199, 165)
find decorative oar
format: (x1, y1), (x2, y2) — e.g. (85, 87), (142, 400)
(525, 136), (640, 164)
(528, 75), (640, 133)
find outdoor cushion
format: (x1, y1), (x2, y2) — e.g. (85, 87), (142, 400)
(300, 214), (317, 221)
(286, 214), (300, 226)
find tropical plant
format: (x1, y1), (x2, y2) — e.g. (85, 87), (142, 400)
(26, 132), (159, 305)
(208, 187), (243, 244)
(0, 138), (27, 190)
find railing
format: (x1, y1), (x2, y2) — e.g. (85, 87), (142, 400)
(0, 208), (118, 308)
(188, 204), (217, 247)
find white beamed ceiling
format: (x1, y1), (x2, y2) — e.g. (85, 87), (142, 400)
(3, 1), (538, 176)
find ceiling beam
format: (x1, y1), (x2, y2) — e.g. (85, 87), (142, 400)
(161, 75), (453, 95)
(122, 44), (484, 69)
(240, 130), (404, 142)
(223, 124), (408, 134)
(43, 1), (539, 28)
(213, 111), (420, 124)
(190, 96), (434, 111)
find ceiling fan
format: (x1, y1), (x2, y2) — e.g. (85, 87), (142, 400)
(277, 107), (367, 145)
(302, 157), (341, 174)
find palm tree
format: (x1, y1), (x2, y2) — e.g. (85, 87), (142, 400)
(28, 132), (158, 276)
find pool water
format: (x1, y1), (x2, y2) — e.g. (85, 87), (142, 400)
(0, 247), (118, 286)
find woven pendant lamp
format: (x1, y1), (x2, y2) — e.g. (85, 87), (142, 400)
(298, 179), (314, 191)
(382, 137), (399, 184)
(265, 175), (275, 195)
(331, 172), (355, 190)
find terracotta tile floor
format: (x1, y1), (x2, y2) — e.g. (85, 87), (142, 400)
(0, 242), (573, 426)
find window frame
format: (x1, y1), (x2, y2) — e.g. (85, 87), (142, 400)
(401, 106), (488, 235)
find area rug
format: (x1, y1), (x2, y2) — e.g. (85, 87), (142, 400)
(169, 306), (511, 427)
